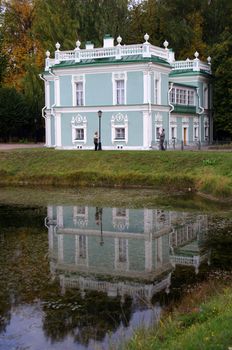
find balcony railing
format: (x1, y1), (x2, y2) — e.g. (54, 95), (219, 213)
(171, 57), (211, 74)
(45, 39), (171, 71)
(44, 35), (211, 75)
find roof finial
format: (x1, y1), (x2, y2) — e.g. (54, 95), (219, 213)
(144, 33), (149, 43)
(117, 35), (122, 45)
(194, 51), (199, 59)
(163, 40), (169, 49)
(55, 42), (61, 51)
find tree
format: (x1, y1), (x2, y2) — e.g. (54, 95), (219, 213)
(211, 30), (232, 139)
(2, 0), (44, 90)
(0, 2), (8, 85)
(0, 87), (30, 141)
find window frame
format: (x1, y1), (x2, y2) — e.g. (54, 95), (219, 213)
(72, 75), (85, 106)
(76, 81), (84, 106)
(112, 72), (127, 105)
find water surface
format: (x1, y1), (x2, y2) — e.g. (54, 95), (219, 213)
(0, 188), (231, 350)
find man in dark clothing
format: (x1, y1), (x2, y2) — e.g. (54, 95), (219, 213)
(93, 132), (98, 151)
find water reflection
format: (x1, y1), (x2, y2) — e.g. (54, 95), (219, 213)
(0, 203), (213, 350)
(43, 205), (209, 348)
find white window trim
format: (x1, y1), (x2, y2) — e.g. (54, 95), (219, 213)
(71, 114), (87, 144)
(112, 208), (129, 231)
(155, 112), (162, 142)
(193, 117), (199, 141)
(111, 113), (128, 144)
(169, 116), (177, 141)
(73, 206), (88, 227)
(72, 75), (85, 106)
(170, 87), (195, 106)
(204, 116), (209, 141)
(112, 72), (127, 105)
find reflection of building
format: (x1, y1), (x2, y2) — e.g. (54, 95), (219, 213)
(45, 206), (209, 301)
(169, 215), (209, 273)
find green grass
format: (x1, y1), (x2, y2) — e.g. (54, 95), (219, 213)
(0, 148), (232, 199)
(125, 280), (232, 350)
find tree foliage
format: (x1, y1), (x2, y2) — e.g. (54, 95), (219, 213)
(0, 87), (30, 141)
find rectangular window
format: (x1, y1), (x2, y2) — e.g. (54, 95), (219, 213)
(75, 128), (84, 140)
(119, 238), (127, 263)
(205, 126), (209, 140)
(188, 90), (194, 105)
(156, 127), (160, 140)
(171, 127), (176, 139)
(170, 89), (175, 104)
(194, 127), (198, 139)
(115, 127), (125, 140)
(116, 80), (125, 104)
(176, 89), (181, 104)
(116, 208), (126, 217)
(79, 235), (86, 259)
(76, 82), (83, 106)
(154, 79), (159, 104)
(180, 89), (186, 104)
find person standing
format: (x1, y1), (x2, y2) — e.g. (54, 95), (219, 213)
(159, 128), (165, 150)
(93, 131), (98, 151)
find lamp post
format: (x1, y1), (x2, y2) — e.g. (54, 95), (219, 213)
(98, 110), (102, 150)
(99, 208), (104, 246)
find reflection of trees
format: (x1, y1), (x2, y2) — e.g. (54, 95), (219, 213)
(0, 210), (50, 335)
(205, 218), (232, 269)
(42, 289), (132, 345)
(0, 290), (11, 333)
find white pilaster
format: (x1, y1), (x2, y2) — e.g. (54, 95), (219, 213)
(56, 206), (63, 227)
(45, 114), (52, 147)
(143, 111), (152, 149)
(143, 71), (148, 103)
(55, 113), (62, 147)
(145, 239), (152, 271)
(58, 234), (64, 262)
(45, 81), (50, 108)
(54, 77), (60, 106)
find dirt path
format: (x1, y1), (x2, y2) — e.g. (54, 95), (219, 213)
(0, 143), (44, 150)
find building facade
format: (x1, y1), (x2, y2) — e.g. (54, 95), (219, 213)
(41, 34), (212, 150)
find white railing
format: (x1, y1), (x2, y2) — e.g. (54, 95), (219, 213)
(60, 274), (171, 299)
(44, 41), (211, 75)
(45, 43), (170, 70)
(172, 59), (211, 73)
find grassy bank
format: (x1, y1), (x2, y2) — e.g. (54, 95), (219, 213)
(0, 148), (231, 199)
(125, 274), (232, 350)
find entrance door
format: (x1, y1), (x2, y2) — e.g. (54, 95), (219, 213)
(183, 127), (187, 145)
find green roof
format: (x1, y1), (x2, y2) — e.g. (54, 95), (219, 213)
(170, 69), (211, 77)
(171, 82), (197, 89)
(46, 55), (170, 71)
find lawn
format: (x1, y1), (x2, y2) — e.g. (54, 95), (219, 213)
(0, 148), (231, 199)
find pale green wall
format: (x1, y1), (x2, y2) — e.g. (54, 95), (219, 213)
(85, 73), (112, 105)
(49, 81), (55, 107)
(60, 111), (144, 147)
(51, 115), (55, 146)
(61, 113), (72, 147)
(127, 71), (143, 104)
(161, 73), (169, 105)
(60, 75), (72, 106)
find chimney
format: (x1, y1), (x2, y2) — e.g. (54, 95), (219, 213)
(85, 41), (94, 50)
(103, 34), (114, 48)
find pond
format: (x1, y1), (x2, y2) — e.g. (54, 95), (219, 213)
(0, 187), (231, 350)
